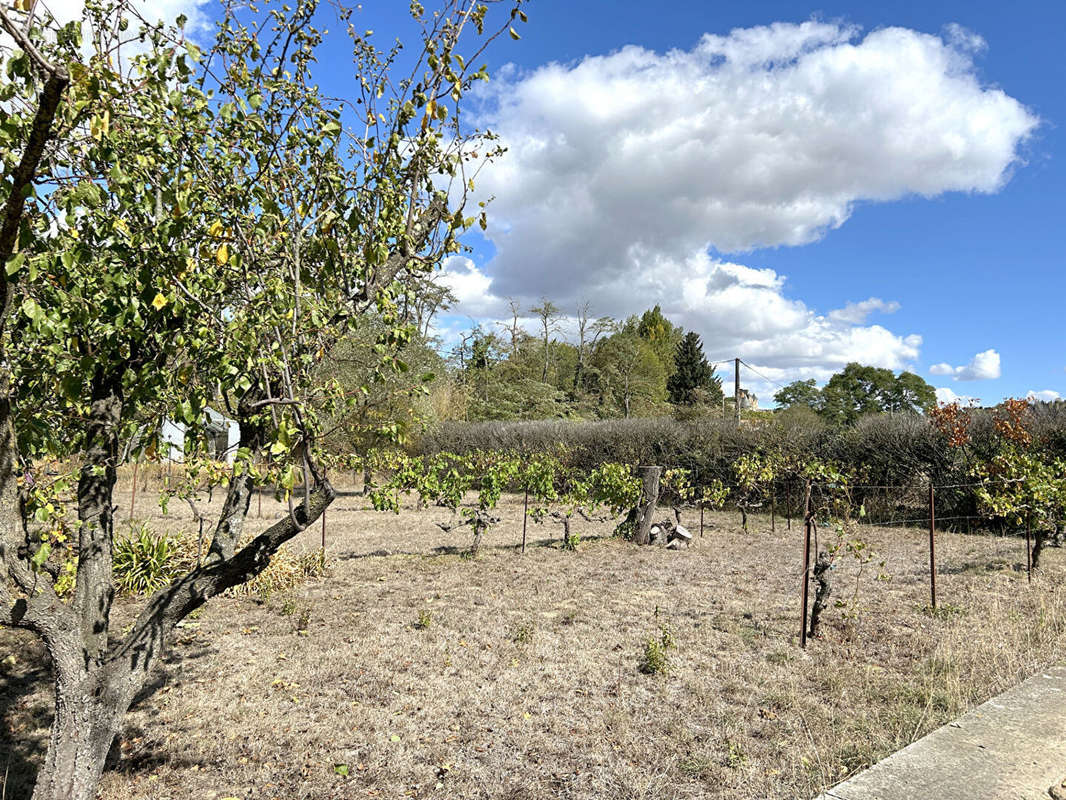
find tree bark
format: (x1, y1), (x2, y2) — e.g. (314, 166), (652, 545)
(31, 663), (123, 800)
(631, 466), (661, 545)
(74, 382), (122, 659)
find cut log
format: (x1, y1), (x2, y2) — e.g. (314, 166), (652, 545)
(649, 525), (665, 546)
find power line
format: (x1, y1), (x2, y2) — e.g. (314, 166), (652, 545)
(738, 359), (790, 395)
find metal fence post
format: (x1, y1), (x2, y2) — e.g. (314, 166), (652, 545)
(800, 480), (812, 648)
(928, 482), (937, 610)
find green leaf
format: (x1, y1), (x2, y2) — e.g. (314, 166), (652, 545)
(333, 764), (349, 776)
(30, 541), (51, 571)
(5, 253), (24, 276)
(20, 298), (44, 325)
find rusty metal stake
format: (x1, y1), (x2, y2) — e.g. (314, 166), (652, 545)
(1026, 517), (1032, 584)
(800, 481), (812, 648)
(928, 482), (937, 610)
(770, 484), (776, 533)
(521, 489), (529, 554)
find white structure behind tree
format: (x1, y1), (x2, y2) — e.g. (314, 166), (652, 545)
(160, 408), (240, 463)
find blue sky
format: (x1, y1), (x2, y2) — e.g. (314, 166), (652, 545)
(175, 0), (1065, 405)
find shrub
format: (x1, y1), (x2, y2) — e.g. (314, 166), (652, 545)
(409, 404), (1066, 528)
(639, 623), (676, 675)
(113, 524), (183, 594)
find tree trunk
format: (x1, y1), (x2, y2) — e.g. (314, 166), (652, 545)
(31, 666), (124, 800)
(1032, 529), (1047, 570)
(74, 383), (122, 660)
(560, 516), (573, 550)
(631, 466), (661, 545)
(471, 521), (485, 556)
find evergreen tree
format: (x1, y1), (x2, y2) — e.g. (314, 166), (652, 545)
(667, 332), (723, 405)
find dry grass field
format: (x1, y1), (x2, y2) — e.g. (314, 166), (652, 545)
(3, 478), (1066, 800)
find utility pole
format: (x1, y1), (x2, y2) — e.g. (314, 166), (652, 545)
(734, 357), (741, 427)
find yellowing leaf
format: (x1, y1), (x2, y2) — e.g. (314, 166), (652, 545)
(215, 243), (229, 266)
(209, 219), (224, 237)
(89, 110), (110, 141)
(151, 293), (168, 310)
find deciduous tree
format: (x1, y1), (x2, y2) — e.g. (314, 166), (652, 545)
(0, 1), (525, 797)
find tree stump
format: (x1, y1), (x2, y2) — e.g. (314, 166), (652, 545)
(631, 465), (662, 545)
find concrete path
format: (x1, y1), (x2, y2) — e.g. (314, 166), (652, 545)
(815, 665), (1066, 800)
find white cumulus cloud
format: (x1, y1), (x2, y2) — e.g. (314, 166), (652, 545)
(929, 348), (1001, 381)
(827, 298), (901, 325)
(935, 387), (980, 406)
(457, 20), (1036, 381)
(1027, 390), (1061, 403)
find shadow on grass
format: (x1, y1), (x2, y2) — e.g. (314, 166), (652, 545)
(334, 532), (623, 563)
(0, 631), (218, 799)
(937, 558), (1024, 576)
(0, 637), (51, 800)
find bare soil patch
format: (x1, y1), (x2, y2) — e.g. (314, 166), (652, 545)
(3, 482), (1064, 799)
